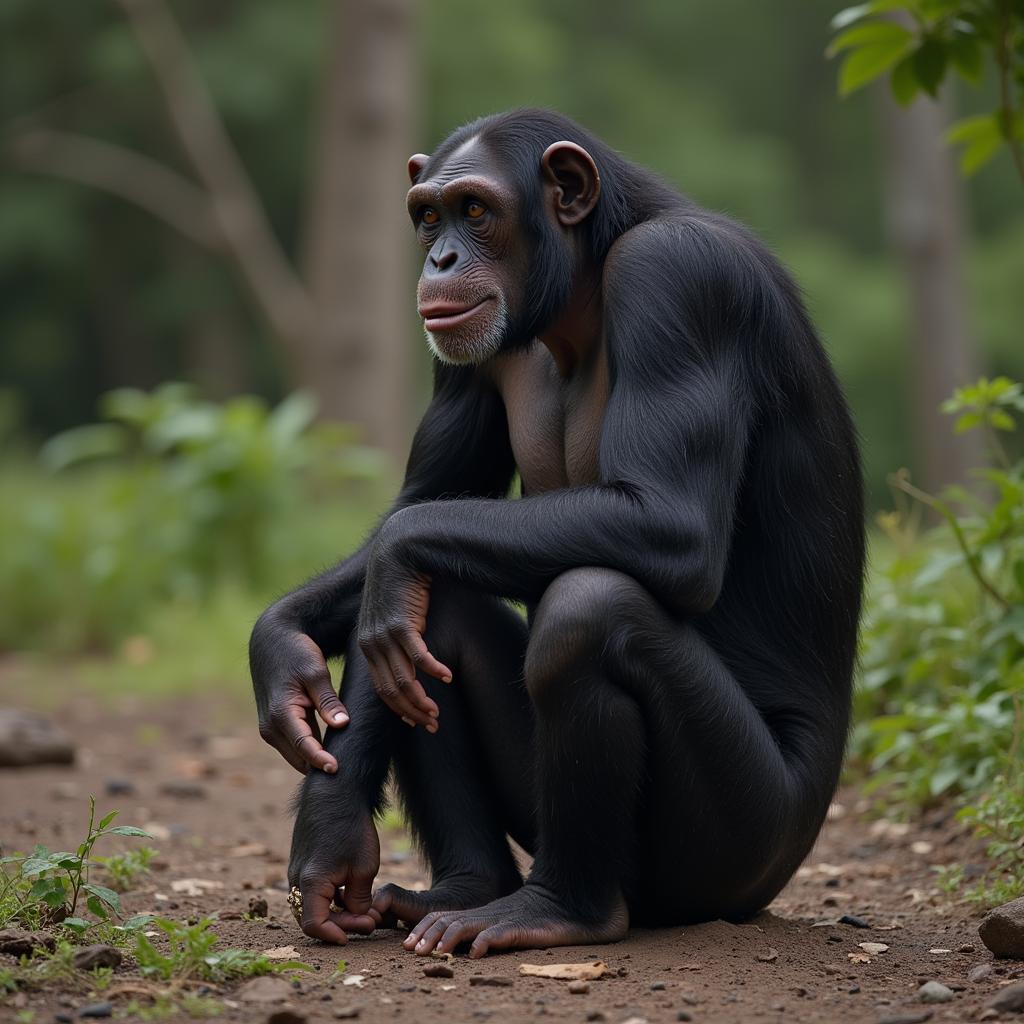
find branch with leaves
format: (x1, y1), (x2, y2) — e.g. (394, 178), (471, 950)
(828, 0), (1024, 180)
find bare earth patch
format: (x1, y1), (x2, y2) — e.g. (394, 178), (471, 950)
(1, 684), (1021, 1023)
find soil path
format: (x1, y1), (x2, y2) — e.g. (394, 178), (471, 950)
(1, 689), (1020, 1024)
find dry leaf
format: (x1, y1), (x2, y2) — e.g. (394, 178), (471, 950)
(858, 942), (889, 954)
(170, 878), (224, 896)
(847, 952), (871, 964)
(262, 945), (299, 960)
(519, 961), (609, 981)
(342, 975), (366, 987)
(229, 843), (270, 858)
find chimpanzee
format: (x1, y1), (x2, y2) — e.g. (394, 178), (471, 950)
(249, 108), (865, 958)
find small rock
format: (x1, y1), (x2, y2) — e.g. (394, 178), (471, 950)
(620, 1018), (648, 1024)
(987, 979), (1024, 1013)
(398, 984), (416, 992)
(650, 980), (666, 990)
(248, 896), (269, 918)
(979, 1010), (1000, 1021)
(0, 709), (75, 767)
(676, 1013), (693, 1023)
(56, 1014), (74, 1023)
(839, 915), (871, 929)
(956, 943), (975, 954)
(877, 1013), (933, 1024)
(333, 1008), (362, 1020)
(104, 778), (135, 797)
(968, 963), (993, 982)
(858, 942), (889, 955)
(423, 963), (454, 978)
(981, 897), (1024, 959)
(568, 980), (590, 994)
(237, 976), (293, 1004)
(159, 781), (207, 799)
(0, 927), (56, 957)
(469, 974), (512, 987)
(267, 1013), (307, 1024)
(78, 1003), (113, 1019)
(72, 945), (121, 971)
(917, 981), (954, 1004)
(586, 1014), (607, 1023)
(757, 948), (779, 962)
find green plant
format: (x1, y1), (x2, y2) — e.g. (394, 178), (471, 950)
(0, 797), (152, 933)
(134, 916), (310, 983)
(955, 774), (1024, 905)
(854, 377), (1024, 805)
(828, 0), (1024, 180)
(2, 940), (115, 996)
(95, 846), (156, 892)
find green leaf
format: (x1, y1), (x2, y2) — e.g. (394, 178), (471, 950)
(97, 810), (119, 831)
(105, 825), (153, 838)
(890, 55), (921, 104)
(117, 913), (155, 931)
(86, 894), (109, 921)
(839, 37), (915, 95)
(949, 31), (983, 84)
(831, 0), (906, 30)
(41, 887), (68, 909)
(827, 19), (913, 58)
(1014, 560), (1024, 596)
(989, 409), (1015, 431)
(947, 114), (1003, 175)
(39, 424), (128, 473)
(62, 918), (92, 934)
(912, 36), (948, 96)
(83, 882), (121, 913)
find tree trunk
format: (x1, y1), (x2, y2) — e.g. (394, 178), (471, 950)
(300, 0), (416, 466)
(880, 87), (984, 493)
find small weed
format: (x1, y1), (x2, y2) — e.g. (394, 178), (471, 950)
(95, 846), (156, 892)
(0, 796), (151, 933)
(957, 777), (1024, 907)
(3, 940), (114, 995)
(135, 916), (311, 983)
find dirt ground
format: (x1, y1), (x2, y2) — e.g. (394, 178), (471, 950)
(1, 682), (1021, 1024)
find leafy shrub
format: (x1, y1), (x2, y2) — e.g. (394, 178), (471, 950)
(854, 377), (1024, 805)
(0, 384), (383, 653)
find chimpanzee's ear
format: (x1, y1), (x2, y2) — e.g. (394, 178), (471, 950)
(407, 154), (430, 184)
(540, 142), (601, 226)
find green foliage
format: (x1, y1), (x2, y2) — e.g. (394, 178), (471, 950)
(828, 0), (1024, 178)
(95, 846), (156, 893)
(955, 776), (1024, 905)
(0, 796), (153, 935)
(854, 377), (1024, 805)
(0, 939), (115, 997)
(134, 916), (310, 983)
(0, 384), (382, 653)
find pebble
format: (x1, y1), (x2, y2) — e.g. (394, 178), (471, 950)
(248, 896), (269, 918)
(956, 943), (975, 954)
(0, 927), (55, 957)
(159, 781), (207, 799)
(423, 963), (454, 978)
(469, 975), (513, 987)
(917, 981), (953, 1004)
(980, 896), (1024, 959)
(987, 979), (1024, 1013)
(968, 963), (993, 982)
(568, 981), (590, 994)
(585, 1013), (607, 1022)
(676, 1013), (693, 1022)
(56, 1015), (74, 1023)
(104, 778), (136, 796)
(78, 1002), (114, 1019)
(839, 914), (870, 929)
(72, 945), (122, 971)
(650, 980), (667, 990)
(237, 976), (293, 1004)
(333, 1007), (362, 1020)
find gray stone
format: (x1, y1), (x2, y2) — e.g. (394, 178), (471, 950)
(78, 1003), (113, 1019)
(469, 975), (513, 987)
(980, 896), (1024, 959)
(917, 981), (954, 1004)
(987, 979), (1024, 1013)
(969, 963), (994, 982)
(237, 976), (293, 1004)
(0, 710), (74, 768)
(72, 945), (121, 971)
(0, 927), (56, 957)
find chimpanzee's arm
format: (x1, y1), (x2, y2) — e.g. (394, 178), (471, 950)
(256, 363), (515, 657)
(362, 220), (755, 633)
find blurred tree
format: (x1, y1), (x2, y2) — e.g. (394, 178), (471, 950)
(9, 0), (414, 463)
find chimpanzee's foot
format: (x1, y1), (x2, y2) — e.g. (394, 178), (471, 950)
(403, 884), (628, 958)
(370, 873), (521, 929)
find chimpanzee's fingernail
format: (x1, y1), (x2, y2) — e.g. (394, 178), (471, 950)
(401, 716), (415, 727)
(334, 712), (348, 723)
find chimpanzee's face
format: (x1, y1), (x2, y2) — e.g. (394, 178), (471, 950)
(406, 139), (532, 366)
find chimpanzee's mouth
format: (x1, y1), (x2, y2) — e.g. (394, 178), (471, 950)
(419, 297), (493, 330)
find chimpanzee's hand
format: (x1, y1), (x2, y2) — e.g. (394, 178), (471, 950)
(357, 535), (452, 730)
(251, 624), (349, 775)
(289, 807), (380, 944)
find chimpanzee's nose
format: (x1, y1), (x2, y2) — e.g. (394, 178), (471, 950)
(428, 241), (458, 272)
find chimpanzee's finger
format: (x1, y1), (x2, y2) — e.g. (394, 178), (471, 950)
(279, 705), (338, 774)
(300, 877), (348, 945)
(400, 628), (453, 684)
(306, 673), (350, 731)
(384, 643), (439, 728)
(365, 651), (432, 728)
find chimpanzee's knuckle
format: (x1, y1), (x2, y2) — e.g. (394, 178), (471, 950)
(258, 723), (274, 744)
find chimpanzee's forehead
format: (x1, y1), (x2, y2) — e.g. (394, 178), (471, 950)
(426, 136), (496, 185)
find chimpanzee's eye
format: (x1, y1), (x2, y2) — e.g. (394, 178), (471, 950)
(420, 207), (440, 226)
(466, 201), (486, 220)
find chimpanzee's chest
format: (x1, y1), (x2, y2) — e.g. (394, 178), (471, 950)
(496, 342), (610, 495)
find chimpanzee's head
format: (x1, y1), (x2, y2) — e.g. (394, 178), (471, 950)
(406, 110), (606, 366)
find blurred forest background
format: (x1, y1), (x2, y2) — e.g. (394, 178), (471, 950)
(1, 0), (1023, 845)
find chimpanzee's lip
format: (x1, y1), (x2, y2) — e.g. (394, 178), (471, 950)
(420, 297), (493, 330)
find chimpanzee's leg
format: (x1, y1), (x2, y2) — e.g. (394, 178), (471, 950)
(370, 584), (537, 927)
(405, 568), (822, 958)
